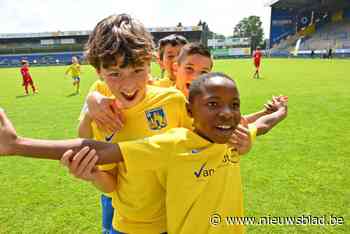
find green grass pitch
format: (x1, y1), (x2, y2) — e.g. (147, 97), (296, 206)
(0, 59), (349, 233)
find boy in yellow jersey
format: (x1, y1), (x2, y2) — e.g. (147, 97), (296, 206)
(69, 14), (251, 234)
(153, 34), (188, 87)
(81, 39), (281, 233)
(0, 73), (288, 234)
(73, 14), (196, 234)
(65, 56), (81, 94)
(77, 25), (252, 233)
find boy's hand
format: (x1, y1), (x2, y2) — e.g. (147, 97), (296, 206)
(60, 147), (99, 182)
(228, 125), (252, 155)
(264, 95), (288, 114)
(0, 108), (18, 156)
(87, 92), (125, 133)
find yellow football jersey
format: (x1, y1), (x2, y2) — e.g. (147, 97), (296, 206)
(119, 127), (253, 234)
(152, 76), (176, 88)
(66, 63), (80, 77)
(88, 81), (192, 233)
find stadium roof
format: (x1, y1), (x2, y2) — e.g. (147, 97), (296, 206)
(0, 26), (203, 39)
(269, 0), (350, 12)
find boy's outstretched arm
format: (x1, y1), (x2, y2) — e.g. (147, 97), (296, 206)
(255, 97), (288, 136)
(0, 109), (123, 165)
(243, 96), (286, 124)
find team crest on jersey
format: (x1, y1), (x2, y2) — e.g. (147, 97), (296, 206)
(145, 107), (167, 130)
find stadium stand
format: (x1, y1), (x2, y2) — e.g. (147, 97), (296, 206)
(0, 25), (209, 67)
(300, 20), (350, 50)
(268, 0), (350, 57)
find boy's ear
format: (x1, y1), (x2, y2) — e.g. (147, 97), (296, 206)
(186, 102), (193, 118)
(157, 53), (165, 69)
(95, 69), (104, 81)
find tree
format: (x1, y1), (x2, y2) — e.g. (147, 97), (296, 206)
(233, 16), (264, 50)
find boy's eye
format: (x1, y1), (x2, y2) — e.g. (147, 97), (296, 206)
(109, 72), (121, 77)
(232, 103), (240, 109)
(185, 67), (194, 72)
(207, 102), (218, 107)
(134, 69), (144, 73)
(201, 70), (209, 75)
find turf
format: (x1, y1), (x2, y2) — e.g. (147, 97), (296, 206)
(0, 59), (349, 233)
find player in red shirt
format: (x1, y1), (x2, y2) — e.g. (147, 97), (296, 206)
(253, 47), (262, 79)
(20, 60), (37, 95)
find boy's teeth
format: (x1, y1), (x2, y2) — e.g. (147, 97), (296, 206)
(123, 91), (136, 96)
(217, 125), (231, 129)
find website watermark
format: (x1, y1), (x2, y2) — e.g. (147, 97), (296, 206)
(209, 213), (345, 226)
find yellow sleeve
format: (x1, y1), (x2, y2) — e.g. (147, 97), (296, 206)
(65, 65), (72, 74)
(88, 80), (102, 93)
(98, 163), (117, 171)
(119, 133), (175, 172)
(248, 123), (257, 142)
(176, 92), (193, 130)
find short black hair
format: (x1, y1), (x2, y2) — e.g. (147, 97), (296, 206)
(188, 72), (236, 103)
(177, 42), (212, 67)
(158, 34), (188, 60)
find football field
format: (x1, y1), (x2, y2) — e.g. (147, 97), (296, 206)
(0, 58), (349, 233)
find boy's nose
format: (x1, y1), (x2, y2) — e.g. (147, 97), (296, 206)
(218, 106), (234, 119)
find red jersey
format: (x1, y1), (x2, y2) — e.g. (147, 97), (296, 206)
(21, 66), (31, 78)
(253, 50), (262, 61)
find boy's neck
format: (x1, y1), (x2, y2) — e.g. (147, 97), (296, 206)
(192, 129), (214, 143)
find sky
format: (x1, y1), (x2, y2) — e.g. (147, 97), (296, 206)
(0, 0), (272, 38)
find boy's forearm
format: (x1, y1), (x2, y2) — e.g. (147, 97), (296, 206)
(92, 170), (118, 193)
(244, 110), (267, 124)
(255, 108), (287, 136)
(78, 114), (93, 138)
(12, 137), (123, 164)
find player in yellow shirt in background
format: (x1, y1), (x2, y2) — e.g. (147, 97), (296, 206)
(153, 34), (188, 87)
(65, 56), (81, 94)
(0, 72), (288, 234)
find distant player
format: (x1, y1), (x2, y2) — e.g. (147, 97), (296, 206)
(20, 60), (37, 95)
(253, 47), (262, 79)
(65, 56), (81, 93)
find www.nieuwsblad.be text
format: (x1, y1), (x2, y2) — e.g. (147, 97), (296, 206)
(209, 214), (345, 226)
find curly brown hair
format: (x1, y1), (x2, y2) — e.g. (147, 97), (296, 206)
(85, 14), (154, 70)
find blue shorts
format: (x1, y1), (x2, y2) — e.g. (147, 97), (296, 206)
(101, 194), (115, 234)
(102, 195), (167, 234)
(72, 77), (80, 82)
